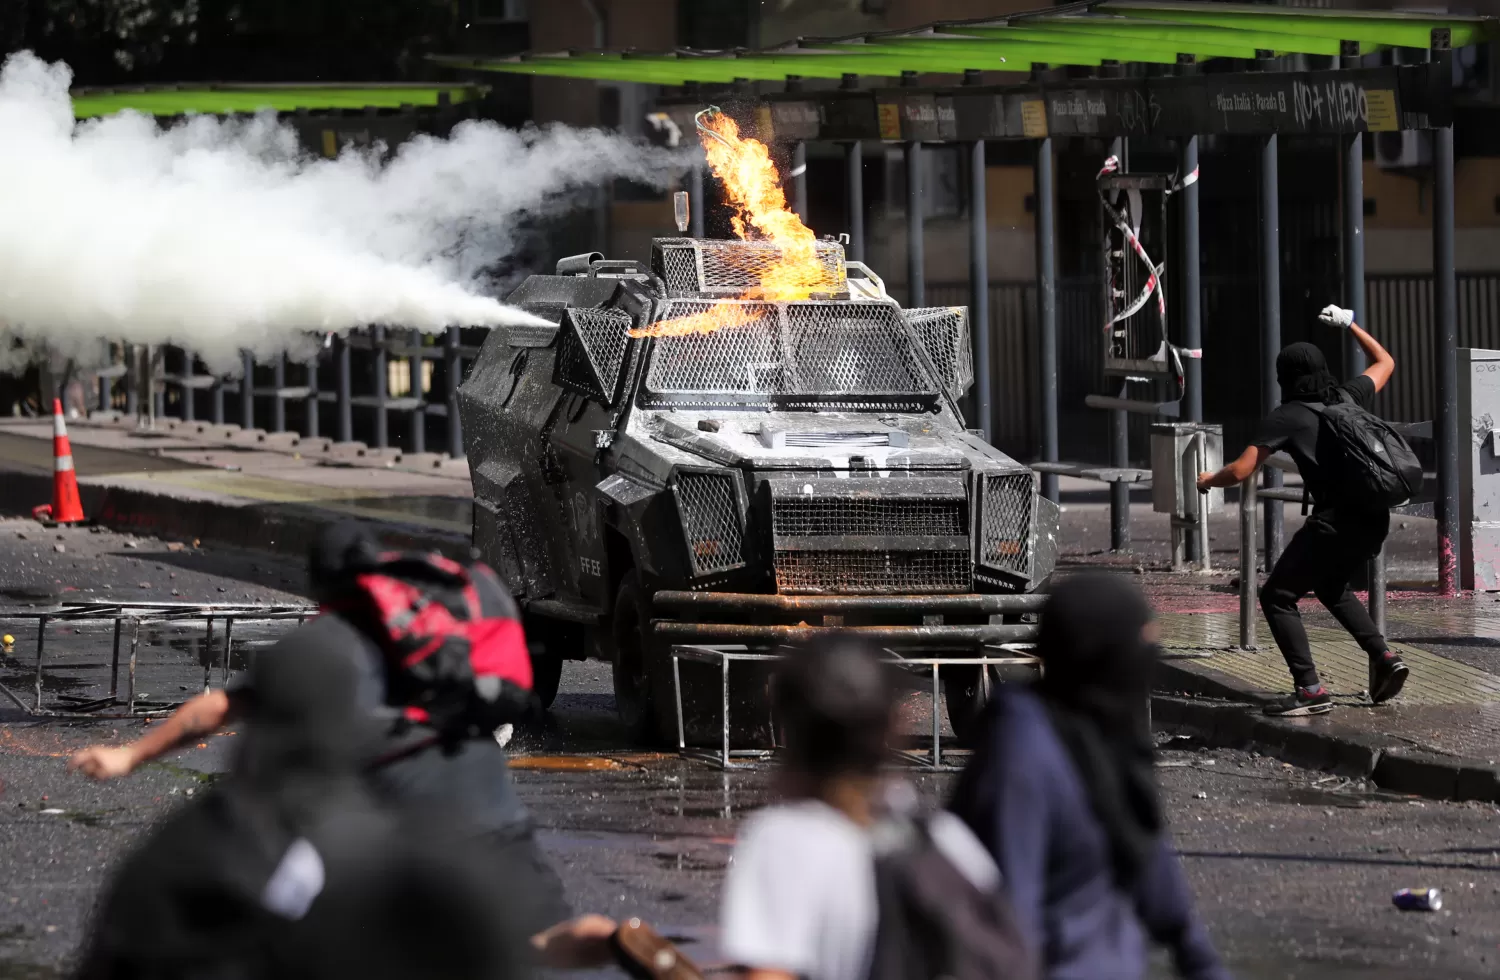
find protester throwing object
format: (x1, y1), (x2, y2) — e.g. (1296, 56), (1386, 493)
(951, 574), (1230, 980)
(1196, 306), (1415, 716)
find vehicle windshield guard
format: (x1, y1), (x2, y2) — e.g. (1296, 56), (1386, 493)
(640, 300), (941, 409)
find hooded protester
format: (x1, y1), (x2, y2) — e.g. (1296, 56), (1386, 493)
(949, 574), (1229, 980)
(74, 631), (531, 980)
(1197, 306), (1408, 716)
(71, 521), (619, 970)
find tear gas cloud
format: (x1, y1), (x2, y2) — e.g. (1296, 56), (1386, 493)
(0, 52), (688, 370)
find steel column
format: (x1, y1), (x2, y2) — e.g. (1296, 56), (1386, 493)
(271, 356), (286, 433)
(791, 141), (808, 224)
(1108, 138), (1130, 552)
(689, 162), (705, 238)
(211, 378), (224, 425)
(305, 354), (320, 439)
(240, 351), (254, 430)
(123, 345), (138, 419)
(336, 334), (353, 443)
(372, 326), (389, 450)
(844, 141), (865, 262)
(1435, 122), (1459, 596)
(1261, 133), (1284, 568)
(445, 326), (464, 458)
(1035, 136), (1059, 504)
(1342, 132), (1367, 375)
(408, 337), (426, 455)
(1180, 135), (1202, 423)
(906, 140), (924, 307)
(181, 353), (195, 423)
(970, 139), (992, 443)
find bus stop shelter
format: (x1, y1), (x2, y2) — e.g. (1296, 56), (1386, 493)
(438, 0), (1498, 594)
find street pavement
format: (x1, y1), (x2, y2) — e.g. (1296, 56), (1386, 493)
(1, 522), (1500, 978)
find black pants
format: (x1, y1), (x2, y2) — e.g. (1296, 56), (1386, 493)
(1259, 510), (1390, 690)
(479, 826), (573, 937)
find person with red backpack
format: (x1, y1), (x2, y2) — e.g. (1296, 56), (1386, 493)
(70, 521), (616, 969)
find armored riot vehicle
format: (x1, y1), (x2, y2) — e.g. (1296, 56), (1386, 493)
(458, 237), (1058, 744)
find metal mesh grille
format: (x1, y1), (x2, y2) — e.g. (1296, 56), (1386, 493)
(675, 471), (746, 576)
(553, 325), (597, 400)
(646, 301), (783, 393)
(980, 473), (1036, 576)
(784, 303), (924, 393)
(645, 301), (932, 397)
(904, 307), (974, 399)
(657, 245), (700, 296)
(773, 498), (965, 538)
(774, 551), (971, 595)
(571, 308), (633, 400)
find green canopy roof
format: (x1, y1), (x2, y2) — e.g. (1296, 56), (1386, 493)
(433, 0), (1497, 86)
(71, 84), (485, 119)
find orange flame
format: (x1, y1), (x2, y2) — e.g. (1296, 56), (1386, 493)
(630, 110), (827, 340)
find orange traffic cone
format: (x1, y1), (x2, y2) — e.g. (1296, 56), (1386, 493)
(33, 399), (85, 525)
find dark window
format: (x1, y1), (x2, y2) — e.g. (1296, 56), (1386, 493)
(598, 86), (621, 130)
(679, 0), (752, 49)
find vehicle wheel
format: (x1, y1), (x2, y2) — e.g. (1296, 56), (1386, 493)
(944, 663), (998, 749)
(529, 651), (563, 711)
(610, 571), (658, 743)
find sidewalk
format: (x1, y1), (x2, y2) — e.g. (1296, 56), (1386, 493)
(0, 415), (475, 557)
(1, 414), (1493, 799)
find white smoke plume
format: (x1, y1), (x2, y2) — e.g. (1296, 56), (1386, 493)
(0, 52), (688, 371)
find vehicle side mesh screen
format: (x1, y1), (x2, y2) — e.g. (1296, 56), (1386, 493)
(553, 307), (633, 403)
(772, 497), (965, 538)
(904, 307), (974, 401)
(674, 471), (746, 576)
(979, 473), (1036, 578)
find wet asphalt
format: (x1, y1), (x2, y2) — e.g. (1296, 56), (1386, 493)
(0, 520), (1498, 979)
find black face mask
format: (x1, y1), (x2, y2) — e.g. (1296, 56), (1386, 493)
(1276, 341), (1339, 403)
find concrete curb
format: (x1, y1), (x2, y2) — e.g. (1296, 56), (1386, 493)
(1152, 692), (1500, 804)
(0, 466), (470, 561)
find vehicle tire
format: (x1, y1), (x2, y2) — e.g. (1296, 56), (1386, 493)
(944, 663), (999, 750)
(610, 571), (658, 743)
(529, 651), (564, 712)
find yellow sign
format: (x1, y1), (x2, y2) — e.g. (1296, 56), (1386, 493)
(1364, 89), (1398, 132)
(1021, 100), (1048, 139)
(320, 129), (338, 158)
(877, 102), (903, 141)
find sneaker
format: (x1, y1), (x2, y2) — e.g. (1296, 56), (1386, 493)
(1263, 686), (1334, 717)
(1369, 652), (1410, 705)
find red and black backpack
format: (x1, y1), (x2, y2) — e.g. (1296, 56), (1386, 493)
(323, 551), (535, 741)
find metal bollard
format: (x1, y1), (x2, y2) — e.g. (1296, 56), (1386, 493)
(372, 326), (389, 450)
(335, 334), (352, 444)
(445, 326), (464, 458)
(271, 355), (286, 433)
(408, 330), (425, 454)
(1368, 547), (1387, 636)
(305, 353), (320, 439)
(240, 350), (255, 429)
(1239, 475), (1258, 651)
(1194, 431), (1211, 573)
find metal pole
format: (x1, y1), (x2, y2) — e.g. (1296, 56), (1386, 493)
(271, 355), (286, 433)
(844, 141), (865, 262)
(1435, 122), (1459, 596)
(445, 326), (464, 458)
(211, 377), (224, 425)
(791, 141), (808, 224)
(906, 140), (925, 307)
(1109, 139), (1130, 553)
(372, 326), (389, 450)
(1180, 134), (1202, 423)
(1036, 136), (1059, 503)
(408, 333), (425, 454)
(970, 138), (992, 443)
(689, 162), (706, 238)
(1196, 433), (1211, 573)
(109, 617), (122, 700)
(336, 334), (353, 443)
(1342, 132), (1367, 375)
(1369, 546), (1387, 635)
(127, 621), (140, 715)
(124, 344), (138, 419)
(181, 354), (196, 423)
(240, 350), (254, 430)
(33, 617), (45, 711)
(1260, 132), (1284, 568)
(1239, 475), (1258, 650)
(305, 353), (320, 439)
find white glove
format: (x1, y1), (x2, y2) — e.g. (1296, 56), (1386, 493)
(1319, 304), (1354, 329)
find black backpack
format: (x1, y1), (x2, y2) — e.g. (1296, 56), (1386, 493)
(1306, 395), (1423, 510)
(866, 809), (1036, 980)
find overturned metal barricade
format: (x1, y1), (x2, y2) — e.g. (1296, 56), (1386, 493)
(0, 601), (314, 719)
